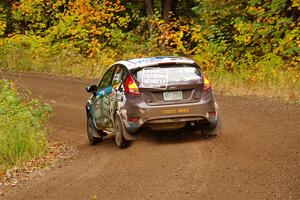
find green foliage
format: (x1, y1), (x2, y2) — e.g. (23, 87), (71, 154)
(9, 0), (130, 57)
(191, 0), (299, 98)
(0, 2), (8, 36)
(149, 15), (203, 55)
(0, 35), (116, 77)
(0, 80), (51, 170)
(0, 0), (299, 101)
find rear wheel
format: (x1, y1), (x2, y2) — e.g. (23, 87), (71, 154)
(87, 115), (102, 145)
(114, 115), (130, 149)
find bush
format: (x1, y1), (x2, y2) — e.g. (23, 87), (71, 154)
(0, 80), (51, 170)
(0, 35), (116, 78)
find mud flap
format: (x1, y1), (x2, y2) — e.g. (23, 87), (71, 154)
(117, 111), (140, 141)
(204, 115), (222, 136)
(91, 119), (102, 138)
(122, 123), (140, 140)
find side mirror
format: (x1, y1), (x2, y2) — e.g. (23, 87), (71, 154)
(86, 85), (97, 95)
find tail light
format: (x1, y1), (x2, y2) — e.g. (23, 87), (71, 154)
(203, 74), (211, 91)
(127, 117), (140, 123)
(124, 74), (141, 95)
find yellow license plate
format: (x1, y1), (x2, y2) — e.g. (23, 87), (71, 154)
(161, 108), (189, 114)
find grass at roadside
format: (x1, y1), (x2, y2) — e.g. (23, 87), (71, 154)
(0, 39), (115, 78)
(208, 70), (300, 104)
(0, 41), (299, 103)
(0, 80), (52, 171)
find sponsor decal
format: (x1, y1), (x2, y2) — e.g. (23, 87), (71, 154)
(141, 67), (168, 89)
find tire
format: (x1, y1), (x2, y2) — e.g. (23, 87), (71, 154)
(114, 115), (130, 149)
(87, 115), (102, 145)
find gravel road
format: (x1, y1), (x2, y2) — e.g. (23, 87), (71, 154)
(2, 72), (299, 200)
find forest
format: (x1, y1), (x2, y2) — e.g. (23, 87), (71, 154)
(0, 0), (299, 101)
(0, 0), (299, 191)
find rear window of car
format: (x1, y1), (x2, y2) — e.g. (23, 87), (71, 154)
(135, 65), (201, 88)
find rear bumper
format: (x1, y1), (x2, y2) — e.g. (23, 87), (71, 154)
(119, 94), (219, 133)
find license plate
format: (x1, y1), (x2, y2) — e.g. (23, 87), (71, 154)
(163, 91), (183, 101)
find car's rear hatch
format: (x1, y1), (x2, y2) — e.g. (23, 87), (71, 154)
(134, 64), (204, 105)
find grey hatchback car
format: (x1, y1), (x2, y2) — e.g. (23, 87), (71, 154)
(86, 56), (221, 148)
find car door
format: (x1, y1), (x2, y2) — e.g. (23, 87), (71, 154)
(93, 66), (115, 129)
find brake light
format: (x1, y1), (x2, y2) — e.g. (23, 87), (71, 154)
(127, 117), (140, 123)
(203, 74), (211, 91)
(124, 75), (140, 95)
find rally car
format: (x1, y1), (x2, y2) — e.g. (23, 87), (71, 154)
(86, 56), (221, 148)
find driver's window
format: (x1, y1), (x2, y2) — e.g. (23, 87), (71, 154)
(98, 67), (115, 89)
(112, 65), (126, 86)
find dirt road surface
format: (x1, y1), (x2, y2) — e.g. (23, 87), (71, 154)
(2, 72), (300, 200)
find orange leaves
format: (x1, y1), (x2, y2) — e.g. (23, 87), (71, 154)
(67, 0), (128, 26)
(16, 0), (131, 57)
(148, 16), (201, 55)
(120, 6), (126, 11)
(11, 2), (20, 10)
(90, 26), (102, 36)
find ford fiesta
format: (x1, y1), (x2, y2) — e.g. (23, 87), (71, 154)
(85, 56), (221, 148)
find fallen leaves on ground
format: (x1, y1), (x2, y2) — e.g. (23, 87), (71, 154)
(0, 141), (73, 196)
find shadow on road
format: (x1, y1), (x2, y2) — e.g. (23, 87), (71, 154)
(139, 128), (216, 145)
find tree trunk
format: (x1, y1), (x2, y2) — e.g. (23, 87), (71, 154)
(162, 0), (173, 23)
(144, 0), (154, 42)
(144, 0), (154, 18)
